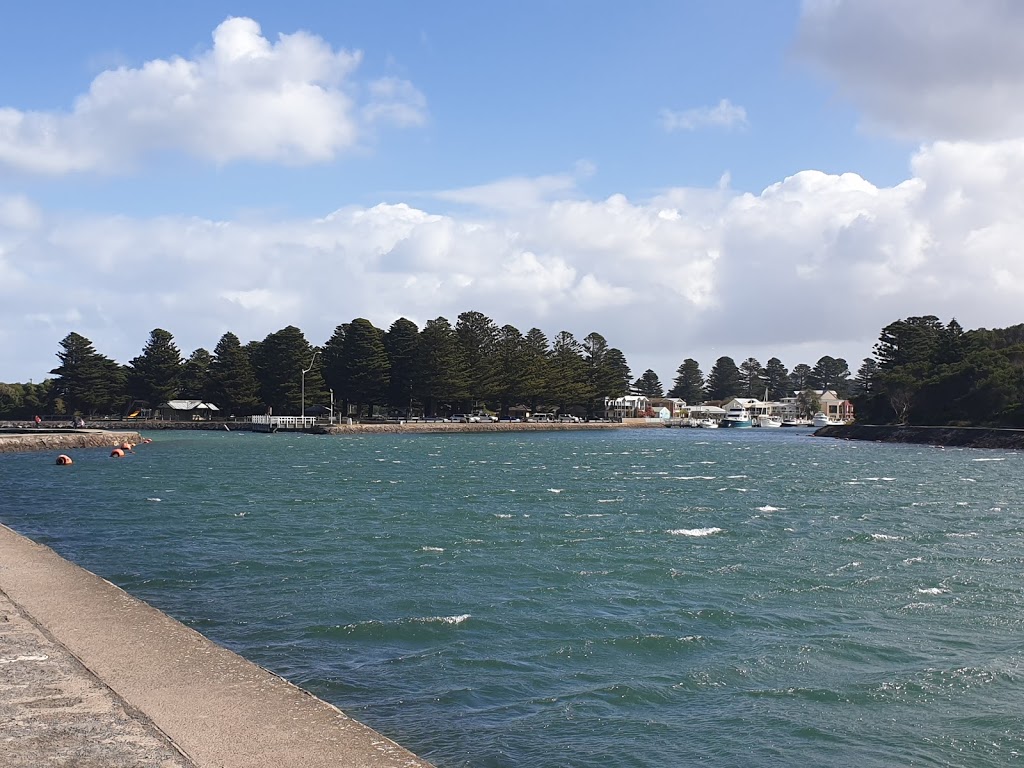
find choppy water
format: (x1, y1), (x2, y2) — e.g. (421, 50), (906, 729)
(3, 428), (1024, 767)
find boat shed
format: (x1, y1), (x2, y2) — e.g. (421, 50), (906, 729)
(155, 400), (221, 421)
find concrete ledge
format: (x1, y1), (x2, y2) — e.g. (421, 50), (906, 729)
(815, 423), (1024, 449)
(0, 523), (434, 767)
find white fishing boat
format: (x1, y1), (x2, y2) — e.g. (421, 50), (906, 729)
(812, 412), (845, 428)
(697, 417), (719, 429)
(720, 406), (753, 429)
(757, 414), (783, 428)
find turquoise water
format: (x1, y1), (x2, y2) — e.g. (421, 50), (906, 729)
(3, 428), (1024, 767)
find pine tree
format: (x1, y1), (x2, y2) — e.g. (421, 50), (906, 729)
(667, 358), (704, 403)
(339, 318), (390, 414)
(547, 331), (594, 411)
(50, 332), (125, 417)
(633, 369), (664, 397)
(519, 328), (551, 411)
(384, 318), (421, 414)
(416, 317), (469, 415)
(250, 326), (321, 415)
(456, 310), (499, 409)
(790, 363), (812, 392)
(705, 356), (743, 401)
(127, 329), (182, 406)
(209, 333), (260, 415)
(763, 358), (791, 400)
(493, 324), (528, 415)
(738, 357), (765, 398)
(179, 348), (215, 401)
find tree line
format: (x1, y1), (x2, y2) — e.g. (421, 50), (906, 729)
(0, 312), (640, 419)
(17, 311), (1008, 426)
(851, 316), (1024, 427)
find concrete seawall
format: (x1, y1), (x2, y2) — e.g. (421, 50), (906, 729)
(0, 523), (434, 767)
(815, 423), (1024, 449)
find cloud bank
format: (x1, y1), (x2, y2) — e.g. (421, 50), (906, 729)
(4, 4), (1024, 387)
(0, 17), (426, 174)
(5, 134), (1024, 382)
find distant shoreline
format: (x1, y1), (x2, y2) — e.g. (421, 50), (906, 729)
(815, 423), (1024, 449)
(0, 420), (669, 452)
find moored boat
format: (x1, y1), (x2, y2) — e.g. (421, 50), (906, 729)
(720, 406), (753, 428)
(757, 414), (783, 428)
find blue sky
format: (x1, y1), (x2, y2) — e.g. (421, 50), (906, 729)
(2, 1), (1023, 387)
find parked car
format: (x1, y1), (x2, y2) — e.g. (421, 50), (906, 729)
(451, 414), (481, 423)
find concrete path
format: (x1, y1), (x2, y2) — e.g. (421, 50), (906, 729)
(0, 524), (434, 767)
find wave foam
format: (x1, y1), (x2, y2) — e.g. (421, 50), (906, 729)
(667, 527), (723, 537)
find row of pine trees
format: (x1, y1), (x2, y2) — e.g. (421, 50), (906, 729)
(3, 312), (1019, 426)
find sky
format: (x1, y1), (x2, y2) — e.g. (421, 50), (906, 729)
(3, 0), (1024, 387)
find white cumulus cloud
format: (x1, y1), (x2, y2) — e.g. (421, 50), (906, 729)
(7, 135), (1024, 384)
(0, 17), (427, 174)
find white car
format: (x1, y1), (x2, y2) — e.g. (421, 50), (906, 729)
(451, 414), (481, 423)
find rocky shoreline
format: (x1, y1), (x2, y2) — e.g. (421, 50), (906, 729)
(815, 423), (1024, 449)
(0, 430), (144, 454)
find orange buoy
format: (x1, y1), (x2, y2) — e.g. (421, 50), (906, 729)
(110, 448), (125, 458)
(120, 441), (134, 451)
(56, 454), (73, 465)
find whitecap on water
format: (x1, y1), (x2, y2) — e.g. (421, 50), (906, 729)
(667, 527), (723, 537)
(917, 587), (949, 595)
(412, 614), (470, 625)
(146, 498), (161, 502)
(972, 457), (1007, 462)
(871, 533), (902, 541)
(421, 546), (445, 552)
(757, 505), (780, 512)
(547, 488), (564, 493)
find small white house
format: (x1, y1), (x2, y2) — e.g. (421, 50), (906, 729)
(156, 400), (220, 421)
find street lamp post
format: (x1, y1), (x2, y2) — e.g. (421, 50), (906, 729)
(329, 388), (334, 425)
(301, 350), (320, 426)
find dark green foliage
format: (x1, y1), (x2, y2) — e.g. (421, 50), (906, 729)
(49, 332), (125, 416)
(634, 369), (664, 397)
(789, 363), (812, 392)
(492, 325), (529, 415)
(547, 331), (594, 410)
(416, 317), (469, 414)
(705, 356), (743, 401)
(127, 329), (182, 406)
(519, 328), (551, 409)
(854, 316), (1024, 426)
(601, 348), (632, 400)
(249, 326), (321, 415)
(456, 311), (500, 408)
(179, 348), (215, 402)
(668, 358), (704, 403)
(384, 318), (420, 412)
(209, 332), (261, 415)
(583, 333), (631, 407)
(338, 318), (390, 412)
(763, 358), (791, 401)
(809, 356), (851, 396)
(738, 357), (765, 398)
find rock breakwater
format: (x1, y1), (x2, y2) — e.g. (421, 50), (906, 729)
(815, 424), (1024, 449)
(0, 430), (143, 454)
